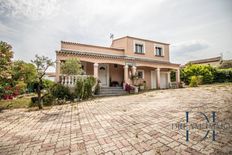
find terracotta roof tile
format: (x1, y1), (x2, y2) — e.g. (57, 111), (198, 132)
(188, 56), (222, 64)
(61, 41), (124, 51)
(56, 49), (179, 66)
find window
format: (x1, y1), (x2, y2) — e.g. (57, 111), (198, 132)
(135, 44), (144, 53)
(155, 47), (163, 56)
(137, 70), (144, 79)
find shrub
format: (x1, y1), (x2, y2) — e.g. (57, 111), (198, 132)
(0, 85), (4, 100)
(189, 76), (202, 87)
(181, 64), (215, 85)
(94, 82), (100, 95)
(27, 82), (36, 93)
(16, 81), (27, 94)
(214, 68), (232, 83)
(43, 79), (55, 90)
(75, 76), (96, 100)
(76, 78), (84, 99)
(30, 94), (55, 107)
(170, 71), (176, 82)
(51, 83), (72, 100)
(31, 97), (38, 104)
(2, 85), (13, 100)
(30, 97), (39, 107)
(42, 94), (55, 106)
(197, 75), (203, 85)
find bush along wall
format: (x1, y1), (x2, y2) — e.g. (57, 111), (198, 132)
(75, 76), (96, 100)
(181, 64), (215, 85)
(50, 83), (72, 100)
(30, 76), (96, 106)
(214, 68), (232, 83)
(181, 64), (232, 86)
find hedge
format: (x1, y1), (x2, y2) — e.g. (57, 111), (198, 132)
(181, 64), (215, 85)
(181, 64), (232, 85)
(214, 68), (232, 83)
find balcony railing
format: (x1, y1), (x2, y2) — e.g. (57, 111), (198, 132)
(59, 74), (89, 87)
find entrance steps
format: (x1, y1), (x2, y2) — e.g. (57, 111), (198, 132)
(97, 87), (128, 96)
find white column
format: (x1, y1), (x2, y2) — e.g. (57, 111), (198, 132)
(132, 66), (137, 76)
(167, 72), (171, 88)
(67, 76), (70, 86)
(156, 68), (160, 89)
(94, 63), (99, 78)
(176, 68), (180, 88)
(124, 65), (129, 83)
(61, 75), (64, 84)
(55, 60), (60, 82)
(70, 75), (73, 86)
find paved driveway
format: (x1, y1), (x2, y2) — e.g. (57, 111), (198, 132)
(0, 84), (232, 155)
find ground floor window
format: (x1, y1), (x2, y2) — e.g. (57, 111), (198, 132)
(137, 70), (144, 79)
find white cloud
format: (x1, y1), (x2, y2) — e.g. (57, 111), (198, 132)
(171, 40), (210, 54)
(0, 0), (60, 20)
(0, 21), (16, 36)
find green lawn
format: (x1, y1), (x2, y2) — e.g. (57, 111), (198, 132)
(0, 97), (31, 110)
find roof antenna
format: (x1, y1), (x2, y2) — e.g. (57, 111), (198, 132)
(110, 33), (114, 41)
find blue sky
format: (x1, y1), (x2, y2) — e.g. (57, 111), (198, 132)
(0, 0), (232, 71)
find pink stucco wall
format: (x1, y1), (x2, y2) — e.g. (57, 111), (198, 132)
(111, 36), (170, 62)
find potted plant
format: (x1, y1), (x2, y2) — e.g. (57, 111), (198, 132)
(130, 73), (138, 85)
(139, 83), (144, 90)
(138, 81), (146, 91)
(125, 83), (135, 93)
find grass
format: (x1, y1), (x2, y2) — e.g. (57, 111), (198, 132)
(0, 97), (31, 111)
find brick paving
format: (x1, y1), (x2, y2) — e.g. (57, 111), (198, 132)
(0, 84), (232, 155)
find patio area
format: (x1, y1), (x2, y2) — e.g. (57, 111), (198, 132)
(0, 84), (231, 155)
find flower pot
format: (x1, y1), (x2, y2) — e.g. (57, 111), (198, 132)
(134, 87), (139, 93)
(139, 85), (144, 90)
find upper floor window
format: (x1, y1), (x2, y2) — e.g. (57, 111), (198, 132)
(134, 40), (145, 54)
(135, 44), (144, 53)
(155, 45), (164, 56)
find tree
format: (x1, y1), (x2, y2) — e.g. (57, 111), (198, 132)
(0, 41), (13, 82)
(61, 58), (82, 75)
(12, 60), (37, 85)
(31, 55), (54, 109)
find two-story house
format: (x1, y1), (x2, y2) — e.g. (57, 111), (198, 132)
(55, 36), (180, 90)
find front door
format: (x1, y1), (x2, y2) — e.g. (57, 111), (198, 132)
(98, 64), (108, 87)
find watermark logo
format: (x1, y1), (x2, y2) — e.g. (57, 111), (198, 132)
(172, 111), (230, 142)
